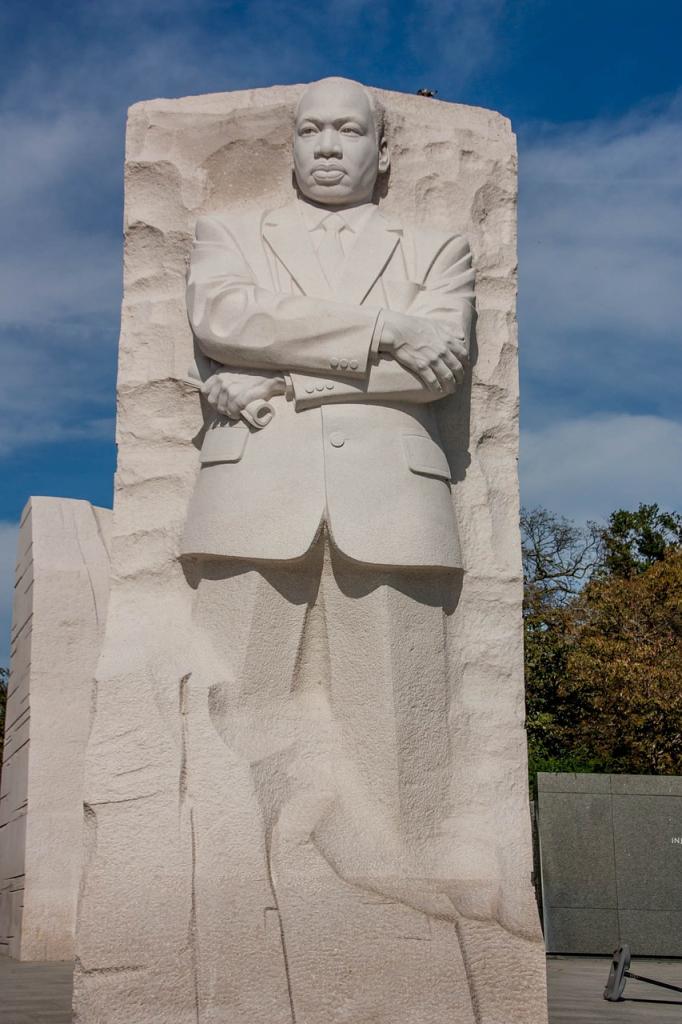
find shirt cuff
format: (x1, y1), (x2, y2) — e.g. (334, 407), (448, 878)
(369, 309), (385, 365)
(283, 373), (294, 401)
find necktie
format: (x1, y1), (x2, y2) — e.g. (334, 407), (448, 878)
(316, 212), (346, 286)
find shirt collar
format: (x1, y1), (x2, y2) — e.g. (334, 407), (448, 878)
(297, 198), (376, 235)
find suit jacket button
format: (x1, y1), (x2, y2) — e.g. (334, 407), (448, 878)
(329, 431), (345, 448)
(326, 383), (334, 390)
(315, 383), (324, 391)
(340, 358), (349, 369)
(305, 385), (314, 393)
(349, 359), (358, 370)
(330, 357), (339, 368)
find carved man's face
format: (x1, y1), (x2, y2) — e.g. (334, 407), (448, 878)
(293, 79), (389, 207)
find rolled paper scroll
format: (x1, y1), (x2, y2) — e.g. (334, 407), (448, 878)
(180, 375), (275, 430)
(239, 399), (275, 429)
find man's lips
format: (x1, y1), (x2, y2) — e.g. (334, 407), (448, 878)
(312, 166), (345, 182)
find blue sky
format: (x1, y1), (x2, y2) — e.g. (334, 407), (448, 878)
(1, 0), (681, 658)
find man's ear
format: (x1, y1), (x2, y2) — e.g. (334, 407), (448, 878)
(378, 136), (390, 174)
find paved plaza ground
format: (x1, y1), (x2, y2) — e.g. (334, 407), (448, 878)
(0, 958), (73, 1024)
(1, 954), (681, 1022)
(547, 955), (682, 1022)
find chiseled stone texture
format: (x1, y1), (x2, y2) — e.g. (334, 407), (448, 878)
(0, 497), (111, 961)
(538, 772), (682, 955)
(74, 85), (547, 1023)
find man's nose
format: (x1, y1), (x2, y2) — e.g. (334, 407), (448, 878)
(315, 128), (342, 158)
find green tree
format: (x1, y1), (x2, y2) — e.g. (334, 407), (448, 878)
(563, 550), (682, 773)
(597, 503), (682, 579)
(522, 508), (608, 783)
(523, 504), (682, 791)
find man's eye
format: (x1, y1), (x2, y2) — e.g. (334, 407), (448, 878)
(341, 126), (361, 135)
(299, 126), (317, 136)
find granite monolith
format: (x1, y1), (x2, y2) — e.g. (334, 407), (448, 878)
(74, 81), (547, 1024)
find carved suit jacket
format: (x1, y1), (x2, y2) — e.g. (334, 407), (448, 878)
(181, 201), (475, 569)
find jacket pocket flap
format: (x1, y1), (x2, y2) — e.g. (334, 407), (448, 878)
(402, 434), (451, 480)
(200, 421), (249, 464)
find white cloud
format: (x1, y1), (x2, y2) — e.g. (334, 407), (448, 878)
(0, 34), (295, 332)
(519, 95), (682, 415)
(518, 98), (682, 523)
(520, 414), (682, 523)
(0, 521), (18, 667)
(0, 324), (116, 458)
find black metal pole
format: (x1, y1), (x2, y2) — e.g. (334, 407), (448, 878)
(625, 971), (682, 995)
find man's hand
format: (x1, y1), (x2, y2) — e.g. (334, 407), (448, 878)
(202, 371), (286, 419)
(378, 310), (468, 391)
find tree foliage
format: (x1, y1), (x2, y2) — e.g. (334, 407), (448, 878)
(523, 504), (682, 790)
(597, 504), (682, 579)
(565, 552), (682, 772)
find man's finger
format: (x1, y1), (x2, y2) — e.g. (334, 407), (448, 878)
(430, 357), (455, 390)
(442, 351), (465, 385)
(441, 349), (463, 376)
(225, 397), (242, 420)
(451, 361), (465, 385)
(216, 390), (231, 415)
(445, 338), (468, 366)
(416, 365), (441, 391)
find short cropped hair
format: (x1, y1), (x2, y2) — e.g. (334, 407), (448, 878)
(295, 78), (386, 143)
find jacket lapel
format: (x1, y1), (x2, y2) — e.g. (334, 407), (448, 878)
(337, 208), (402, 305)
(262, 203), (333, 299)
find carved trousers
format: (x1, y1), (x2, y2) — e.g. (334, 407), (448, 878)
(185, 533), (475, 1024)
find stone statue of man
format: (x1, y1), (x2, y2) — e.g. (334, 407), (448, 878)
(182, 76), (474, 565)
(179, 77), (484, 1023)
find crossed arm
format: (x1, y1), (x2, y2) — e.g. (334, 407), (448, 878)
(187, 215), (475, 419)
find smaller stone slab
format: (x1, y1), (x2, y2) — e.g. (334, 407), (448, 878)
(0, 498), (111, 960)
